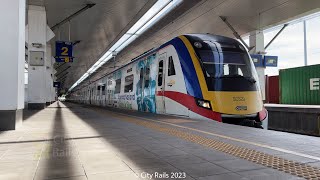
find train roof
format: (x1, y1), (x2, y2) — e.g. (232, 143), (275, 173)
(71, 34), (238, 93)
(184, 33), (241, 45)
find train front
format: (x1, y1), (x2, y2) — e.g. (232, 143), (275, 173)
(184, 34), (267, 128)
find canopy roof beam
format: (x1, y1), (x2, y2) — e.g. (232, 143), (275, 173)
(51, 3), (96, 30)
(265, 24), (288, 50)
(220, 16), (254, 51)
(55, 66), (71, 76)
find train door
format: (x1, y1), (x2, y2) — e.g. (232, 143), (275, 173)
(90, 86), (93, 105)
(101, 83), (106, 106)
(93, 85), (97, 105)
(164, 50), (189, 116)
(137, 66), (145, 111)
(107, 78), (113, 106)
(97, 84), (100, 105)
(156, 53), (166, 114)
(136, 57), (157, 113)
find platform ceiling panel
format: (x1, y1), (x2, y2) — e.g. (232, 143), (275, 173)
(28, 0), (157, 89)
(28, 0), (320, 90)
(83, 0), (320, 86)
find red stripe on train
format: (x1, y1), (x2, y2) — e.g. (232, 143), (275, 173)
(156, 91), (222, 122)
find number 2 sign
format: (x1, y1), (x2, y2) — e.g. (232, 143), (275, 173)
(55, 41), (74, 62)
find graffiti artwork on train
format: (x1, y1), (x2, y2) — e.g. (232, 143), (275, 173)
(136, 54), (157, 113)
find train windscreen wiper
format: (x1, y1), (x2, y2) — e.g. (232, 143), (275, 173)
(213, 75), (256, 83)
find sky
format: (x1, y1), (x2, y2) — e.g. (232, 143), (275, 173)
(259, 16), (320, 76)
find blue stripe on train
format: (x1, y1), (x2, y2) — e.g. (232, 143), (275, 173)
(159, 37), (203, 99)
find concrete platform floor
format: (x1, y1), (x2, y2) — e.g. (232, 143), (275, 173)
(0, 102), (320, 180)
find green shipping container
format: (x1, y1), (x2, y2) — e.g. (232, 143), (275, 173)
(280, 64), (320, 105)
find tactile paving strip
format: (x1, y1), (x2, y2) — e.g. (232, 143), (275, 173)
(112, 113), (320, 180)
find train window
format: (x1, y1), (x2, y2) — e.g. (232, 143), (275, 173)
(114, 79), (121, 94)
(168, 56), (176, 76)
(101, 85), (106, 95)
(124, 75), (134, 93)
(144, 67), (150, 88)
(158, 60), (163, 86)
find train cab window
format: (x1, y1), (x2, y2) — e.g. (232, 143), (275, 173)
(114, 79), (121, 94)
(158, 60), (164, 86)
(124, 75), (134, 93)
(192, 40), (258, 91)
(101, 85), (106, 95)
(168, 56), (176, 76)
(196, 41), (254, 79)
(144, 67), (150, 88)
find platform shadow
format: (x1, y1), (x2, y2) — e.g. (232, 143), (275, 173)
(63, 101), (184, 179)
(23, 109), (43, 121)
(35, 101), (79, 179)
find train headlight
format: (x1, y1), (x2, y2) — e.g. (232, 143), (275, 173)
(195, 98), (211, 110)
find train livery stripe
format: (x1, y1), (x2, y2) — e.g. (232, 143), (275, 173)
(160, 38), (203, 99)
(156, 91), (222, 122)
(178, 36), (211, 101)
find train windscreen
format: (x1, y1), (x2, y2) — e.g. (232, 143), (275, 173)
(195, 41), (259, 91)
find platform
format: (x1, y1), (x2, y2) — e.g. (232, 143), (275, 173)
(0, 102), (319, 180)
(265, 104), (320, 136)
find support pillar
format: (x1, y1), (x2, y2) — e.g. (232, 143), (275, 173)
(45, 44), (53, 106)
(27, 5), (47, 109)
(249, 30), (268, 129)
(52, 64), (58, 103)
(0, 0), (25, 130)
(249, 31), (266, 101)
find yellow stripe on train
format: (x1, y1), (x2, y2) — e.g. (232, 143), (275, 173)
(178, 36), (211, 100)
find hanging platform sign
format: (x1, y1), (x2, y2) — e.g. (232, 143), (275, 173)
(264, 56), (278, 67)
(251, 54), (264, 67)
(55, 41), (74, 62)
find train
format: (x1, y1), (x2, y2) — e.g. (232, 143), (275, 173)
(68, 34), (268, 128)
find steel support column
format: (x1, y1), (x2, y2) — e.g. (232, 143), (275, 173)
(303, 20), (308, 66)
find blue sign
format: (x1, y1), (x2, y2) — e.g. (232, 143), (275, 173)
(264, 56), (278, 67)
(251, 54), (264, 67)
(55, 41), (73, 62)
(53, 82), (61, 88)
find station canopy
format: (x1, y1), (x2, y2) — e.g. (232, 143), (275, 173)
(27, 0), (320, 91)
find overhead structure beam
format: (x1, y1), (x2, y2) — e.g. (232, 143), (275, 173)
(51, 3), (96, 30)
(73, 40), (81, 46)
(55, 66), (71, 76)
(56, 72), (69, 80)
(60, 77), (67, 84)
(55, 62), (67, 70)
(265, 24), (288, 50)
(220, 16), (254, 51)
